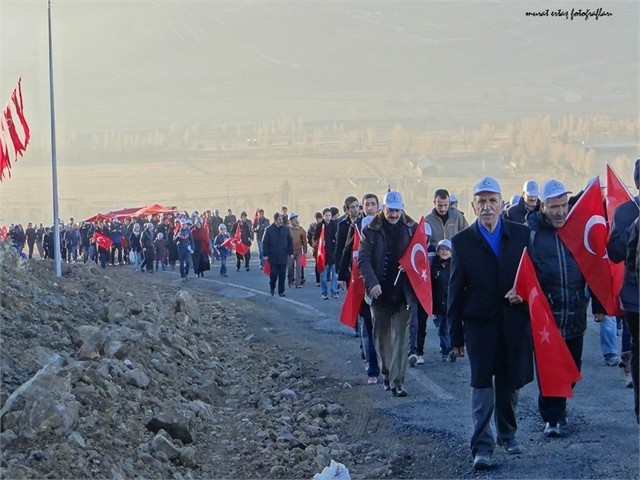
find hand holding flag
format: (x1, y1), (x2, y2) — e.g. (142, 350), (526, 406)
(316, 224), (326, 273)
(222, 226), (249, 255)
(93, 231), (113, 251)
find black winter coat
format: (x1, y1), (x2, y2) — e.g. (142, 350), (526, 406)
(262, 224), (293, 266)
(358, 212), (418, 307)
(607, 197), (639, 313)
(448, 219), (533, 390)
(431, 258), (450, 315)
(314, 219), (338, 266)
(527, 211), (588, 339)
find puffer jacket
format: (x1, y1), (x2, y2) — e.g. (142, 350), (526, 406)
(358, 212), (418, 307)
(527, 211), (588, 339)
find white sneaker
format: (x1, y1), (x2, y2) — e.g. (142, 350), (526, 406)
(408, 354), (418, 367)
(416, 356), (425, 365)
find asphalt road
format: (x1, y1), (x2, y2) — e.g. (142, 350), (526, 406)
(160, 253), (639, 479)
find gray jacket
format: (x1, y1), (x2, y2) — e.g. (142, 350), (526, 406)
(425, 208), (468, 247)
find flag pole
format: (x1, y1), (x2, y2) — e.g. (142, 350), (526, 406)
(48, 0), (61, 277)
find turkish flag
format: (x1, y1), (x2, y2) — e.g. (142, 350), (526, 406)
(300, 251), (307, 268)
(11, 78), (30, 148)
(339, 228), (365, 328)
(557, 178), (618, 315)
(222, 226), (249, 255)
(94, 231), (113, 251)
(1, 225), (8, 240)
(252, 208), (259, 228)
(3, 105), (25, 160)
(263, 259), (271, 276)
(398, 216), (433, 315)
(0, 132), (11, 181)
(515, 249), (582, 397)
(606, 163), (634, 300)
(316, 224), (326, 273)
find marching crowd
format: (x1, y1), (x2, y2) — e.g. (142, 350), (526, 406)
(4, 160), (639, 471)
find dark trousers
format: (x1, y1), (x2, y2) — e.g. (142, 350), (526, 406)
(360, 302), (380, 377)
(269, 264), (287, 294)
(416, 304), (428, 356)
(538, 334), (583, 424)
(236, 251), (250, 269)
(111, 244), (123, 264)
(624, 312), (639, 422)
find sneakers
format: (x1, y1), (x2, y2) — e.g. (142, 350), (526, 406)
(473, 454), (492, 470)
(322, 293), (329, 300)
(367, 376), (378, 385)
(543, 422), (563, 438)
(408, 354), (418, 367)
(382, 379), (391, 391)
(391, 386), (408, 397)
(279, 293), (286, 297)
(331, 293), (339, 299)
(498, 439), (523, 455)
(447, 351), (457, 363)
(605, 354), (622, 367)
(416, 356), (425, 365)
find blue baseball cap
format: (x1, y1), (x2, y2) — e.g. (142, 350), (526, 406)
(383, 190), (404, 210)
(540, 179), (572, 202)
(473, 177), (501, 195)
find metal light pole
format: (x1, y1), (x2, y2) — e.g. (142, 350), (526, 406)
(48, 0), (61, 277)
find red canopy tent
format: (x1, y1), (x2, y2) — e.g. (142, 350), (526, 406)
(105, 207), (144, 219)
(132, 204), (178, 217)
(83, 213), (111, 223)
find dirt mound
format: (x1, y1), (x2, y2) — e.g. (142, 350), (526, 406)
(0, 243), (393, 479)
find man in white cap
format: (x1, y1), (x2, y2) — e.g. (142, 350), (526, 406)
(448, 176), (533, 470)
(526, 178), (593, 438)
(358, 190), (419, 397)
(504, 180), (541, 224)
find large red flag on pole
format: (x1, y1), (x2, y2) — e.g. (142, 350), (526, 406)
(316, 224), (326, 273)
(514, 248), (582, 397)
(11, 78), (30, 148)
(339, 228), (365, 328)
(222, 225), (249, 255)
(557, 178), (619, 315)
(398, 216), (433, 315)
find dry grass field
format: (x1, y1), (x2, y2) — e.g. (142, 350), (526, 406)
(1, 1), (638, 224)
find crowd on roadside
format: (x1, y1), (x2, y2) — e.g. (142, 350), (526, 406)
(4, 161), (639, 471)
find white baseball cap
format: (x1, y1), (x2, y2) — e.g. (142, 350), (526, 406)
(540, 180), (572, 202)
(473, 177), (501, 195)
(383, 190), (404, 210)
(437, 239), (452, 250)
(522, 180), (540, 197)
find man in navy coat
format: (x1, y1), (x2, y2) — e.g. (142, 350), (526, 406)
(448, 176), (534, 470)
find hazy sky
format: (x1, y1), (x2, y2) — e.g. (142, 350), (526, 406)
(0, 0), (638, 222)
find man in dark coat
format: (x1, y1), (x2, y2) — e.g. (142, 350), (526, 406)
(448, 176), (533, 470)
(262, 212), (293, 297)
(503, 180), (541, 224)
(607, 158), (640, 422)
(358, 191), (418, 397)
(527, 179), (588, 437)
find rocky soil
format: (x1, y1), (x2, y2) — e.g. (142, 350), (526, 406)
(0, 243), (397, 479)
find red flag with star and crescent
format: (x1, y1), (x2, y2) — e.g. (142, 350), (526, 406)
(93, 231), (113, 251)
(606, 163), (635, 300)
(557, 178), (619, 315)
(339, 227), (365, 328)
(222, 224), (249, 255)
(316, 224), (326, 273)
(398, 216), (432, 315)
(515, 248), (582, 397)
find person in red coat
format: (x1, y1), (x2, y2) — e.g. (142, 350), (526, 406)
(191, 217), (212, 278)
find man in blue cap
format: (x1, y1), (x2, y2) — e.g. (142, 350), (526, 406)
(358, 190), (418, 397)
(448, 176), (533, 470)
